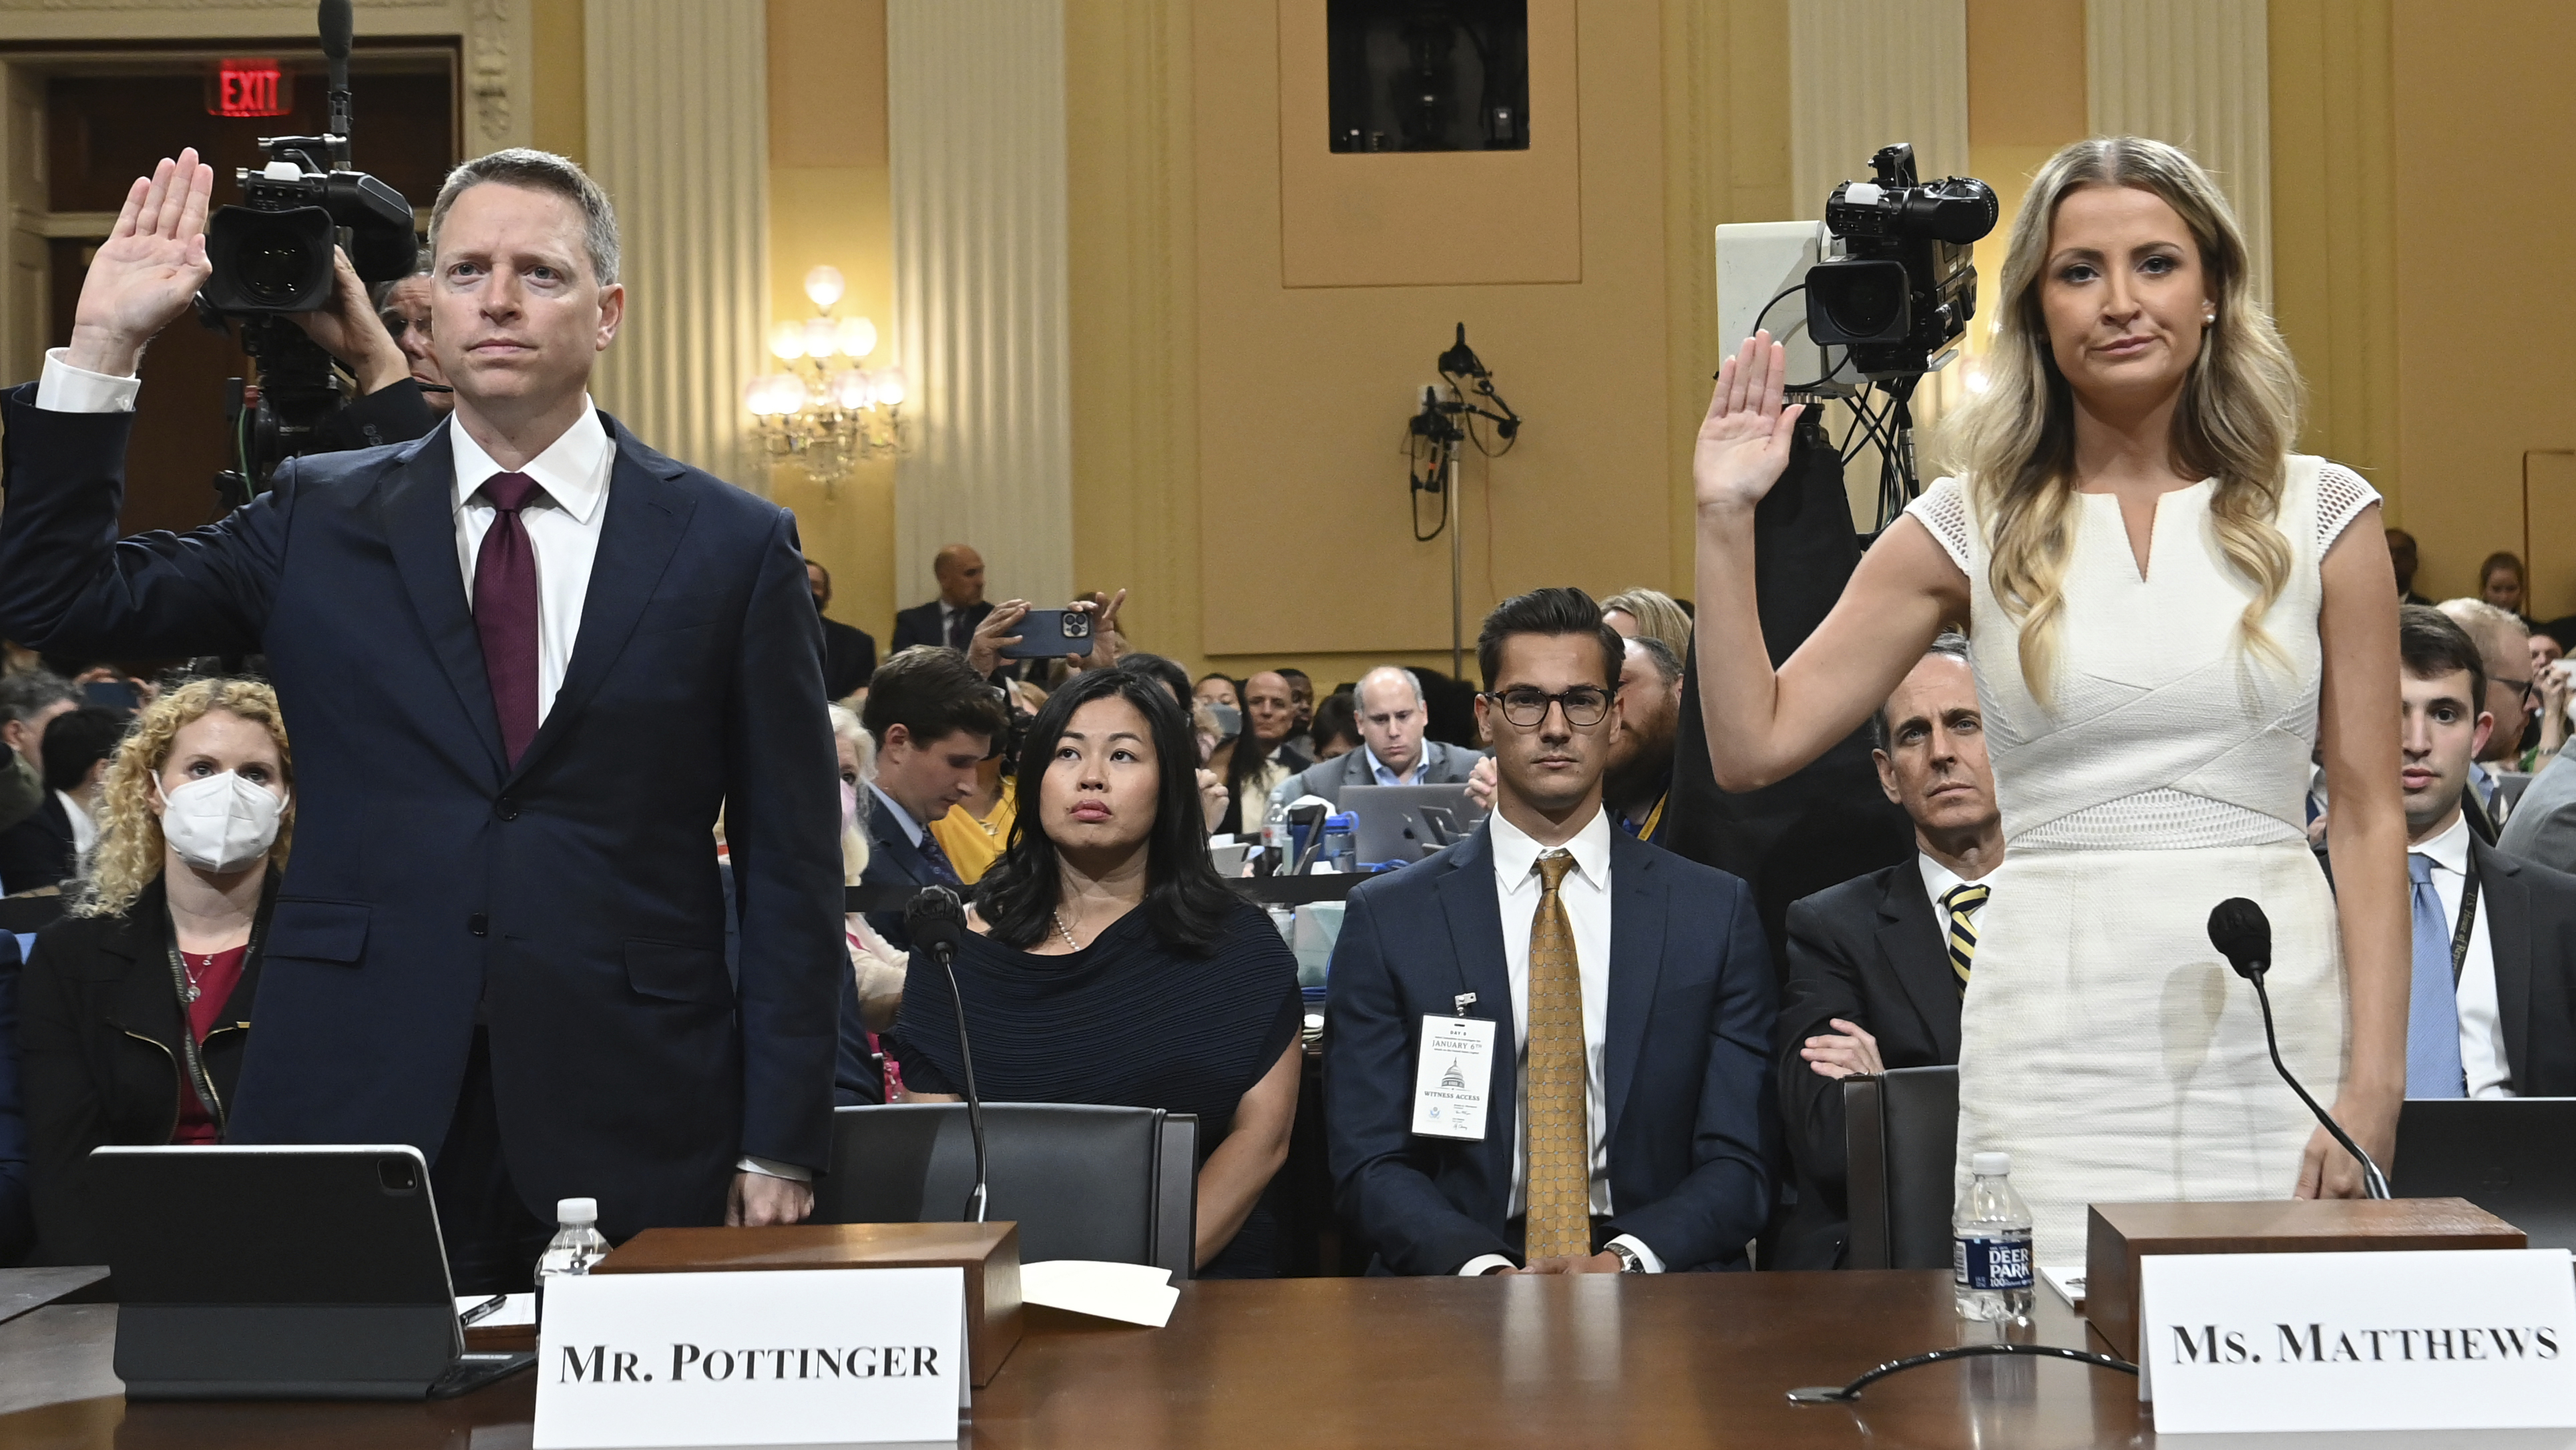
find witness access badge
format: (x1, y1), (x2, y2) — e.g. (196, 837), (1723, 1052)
(1410, 1015), (1496, 1141)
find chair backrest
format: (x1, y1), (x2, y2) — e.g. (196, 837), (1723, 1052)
(1841, 1065), (1960, 1270)
(817, 1103), (1198, 1280)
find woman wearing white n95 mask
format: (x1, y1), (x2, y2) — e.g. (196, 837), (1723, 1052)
(15, 678), (294, 1265)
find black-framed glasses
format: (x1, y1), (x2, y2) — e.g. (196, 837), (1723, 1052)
(1483, 686), (1611, 728)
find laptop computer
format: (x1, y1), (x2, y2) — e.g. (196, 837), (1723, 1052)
(2390, 1098), (2576, 1251)
(1343, 783), (1485, 867)
(91, 1144), (535, 1400)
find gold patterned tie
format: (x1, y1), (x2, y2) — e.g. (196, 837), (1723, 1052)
(1943, 883), (1990, 996)
(1523, 851), (1592, 1261)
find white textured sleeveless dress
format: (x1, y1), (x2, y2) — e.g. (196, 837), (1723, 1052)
(1902, 457), (2380, 1261)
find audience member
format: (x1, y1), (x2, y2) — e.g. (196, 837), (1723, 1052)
(1600, 587), (1693, 662)
(960, 589), (1124, 687)
(1606, 637), (1683, 845)
(1773, 635), (1999, 1268)
(2438, 598), (2535, 830)
(1118, 652), (1193, 703)
(1118, 656), (1233, 832)
(1277, 668), (1317, 753)
(18, 679), (293, 1264)
(0, 672), (75, 837)
(807, 560), (879, 701)
(828, 705), (905, 1106)
(857, 648), (1011, 947)
(0, 148), (846, 1283)
(1269, 666), (1482, 808)
(1308, 690), (1361, 762)
(1215, 670), (1310, 836)
(373, 263), (453, 416)
(0, 706), (122, 894)
(1325, 588), (1774, 1275)
(284, 242), (448, 455)
(2480, 551), (2535, 626)
(1195, 673), (1241, 716)
(890, 544), (990, 654)
(0, 932), (24, 1267)
(2531, 634), (2571, 772)
(891, 668), (1302, 1276)
(2385, 607), (2576, 1097)
(2388, 527), (2432, 606)
(925, 710), (1024, 887)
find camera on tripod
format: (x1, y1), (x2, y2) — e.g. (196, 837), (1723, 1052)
(196, 0), (417, 501)
(1805, 143), (1997, 381)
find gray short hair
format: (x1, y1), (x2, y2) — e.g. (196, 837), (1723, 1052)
(1624, 635), (1683, 686)
(0, 670), (75, 728)
(429, 148), (622, 286)
(1871, 631), (1974, 751)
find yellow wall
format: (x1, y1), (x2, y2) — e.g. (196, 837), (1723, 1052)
(529, 0), (587, 162)
(2388, 0), (2576, 611)
(765, 0), (899, 647)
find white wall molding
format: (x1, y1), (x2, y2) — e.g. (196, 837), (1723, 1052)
(2087, 0), (2274, 307)
(887, 0), (1074, 612)
(1787, 0), (1968, 222)
(583, 0), (769, 489)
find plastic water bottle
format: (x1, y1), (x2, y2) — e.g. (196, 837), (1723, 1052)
(1952, 1152), (2034, 1322)
(1261, 798), (1291, 875)
(535, 1196), (610, 1324)
(1320, 812), (1358, 873)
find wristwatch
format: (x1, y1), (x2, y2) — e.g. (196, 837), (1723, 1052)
(1604, 1241), (1647, 1274)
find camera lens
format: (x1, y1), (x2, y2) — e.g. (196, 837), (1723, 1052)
(1832, 272), (1904, 334)
(238, 228), (321, 304)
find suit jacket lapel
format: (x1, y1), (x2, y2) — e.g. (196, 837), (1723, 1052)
(1432, 827), (1515, 1185)
(379, 422), (505, 781)
(1602, 830), (1664, 1146)
(1882, 858), (1963, 1059)
(505, 417), (696, 787)
(2475, 841), (2536, 1092)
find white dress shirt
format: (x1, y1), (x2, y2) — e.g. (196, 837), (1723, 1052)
(1456, 806), (1664, 1275)
(57, 790), (97, 858)
(1919, 853), (1968, 915)
(35, 351), (806, 1182)
(2416, 814), (2515, 1098)
(449, 401), (611, 728)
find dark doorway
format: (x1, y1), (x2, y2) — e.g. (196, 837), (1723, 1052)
(1325, 0), (1530, 154)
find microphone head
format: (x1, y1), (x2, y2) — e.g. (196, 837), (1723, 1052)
(2207, 897), (2273, 980)
(904, 885), (967, 957)
(318, 0), (355, 59)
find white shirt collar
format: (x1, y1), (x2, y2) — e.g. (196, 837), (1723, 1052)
(1488, 800), (1612, 895)
(449, 398), (610, 525)
(1919, 851), (1967, 901)
(2414, 810), (2471, 876)
(868, 781), (925, 849)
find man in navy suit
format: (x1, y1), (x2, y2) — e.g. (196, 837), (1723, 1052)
(1325, 588), (1775, 1274)
(888, 545), (991, 655)
(0, 148), (841, 1288)
(856, 646), (1008, 948)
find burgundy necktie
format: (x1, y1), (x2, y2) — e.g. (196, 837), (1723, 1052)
(473, 471), (545, 766)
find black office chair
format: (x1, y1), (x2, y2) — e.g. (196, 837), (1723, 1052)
(815, 1103), (1199, 1279)
(1841, 1065), (1959, 1270)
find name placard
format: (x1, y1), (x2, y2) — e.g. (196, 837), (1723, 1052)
(2141, 1248), (2576, 1435)
(532, 1266), (965, 1448)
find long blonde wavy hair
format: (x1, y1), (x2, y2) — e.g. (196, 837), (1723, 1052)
(71, 678), (294, 919)
(1943, 136), (2304, 703)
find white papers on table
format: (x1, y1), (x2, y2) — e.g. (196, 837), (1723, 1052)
(1018, 1260), (1178, 1328)
(454, 1291), (537, 1326)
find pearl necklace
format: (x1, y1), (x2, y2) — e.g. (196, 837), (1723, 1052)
(1049, 909), (1082, 953)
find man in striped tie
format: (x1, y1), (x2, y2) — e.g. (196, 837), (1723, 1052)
(1772, 632), (2004, 1268)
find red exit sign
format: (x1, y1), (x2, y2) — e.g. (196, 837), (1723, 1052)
(210, 59), (292, 118)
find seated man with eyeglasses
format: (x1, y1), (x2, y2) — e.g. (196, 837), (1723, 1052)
(1323, 587), (1776, 1275)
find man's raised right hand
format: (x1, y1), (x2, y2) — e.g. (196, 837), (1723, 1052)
(65, 149), (215, 380)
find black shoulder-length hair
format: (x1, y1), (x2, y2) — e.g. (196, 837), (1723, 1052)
(974, 667), (1237, 955)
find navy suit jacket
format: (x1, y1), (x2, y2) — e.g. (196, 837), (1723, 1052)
(0, 390), (843, 1238)
(1323, 822), (1777, 1274)
(889, 599), (984, 656)
(0, 931), (29, 1266)
(857, 796), (945, 950)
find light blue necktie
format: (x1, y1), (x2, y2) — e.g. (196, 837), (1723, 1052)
(2404, 852), (2466, 1099)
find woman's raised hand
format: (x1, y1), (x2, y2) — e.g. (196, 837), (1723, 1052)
(1693, 331), (1804, 517)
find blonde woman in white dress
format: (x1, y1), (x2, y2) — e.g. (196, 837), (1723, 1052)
(1691, 137), (2408, 1260)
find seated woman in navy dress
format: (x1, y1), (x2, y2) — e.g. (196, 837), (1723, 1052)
(891, 666), (1303, 1277)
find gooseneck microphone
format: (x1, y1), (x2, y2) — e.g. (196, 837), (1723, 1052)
(904, 886), (989, 1223)
(2206, 898), (2391, 1199)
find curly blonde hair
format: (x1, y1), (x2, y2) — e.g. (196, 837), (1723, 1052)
(71, 678), (294, 919)
(1942, 136), (2302, 704)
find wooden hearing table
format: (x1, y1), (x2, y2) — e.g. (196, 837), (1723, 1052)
(0, 1270), (2151, 1448)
